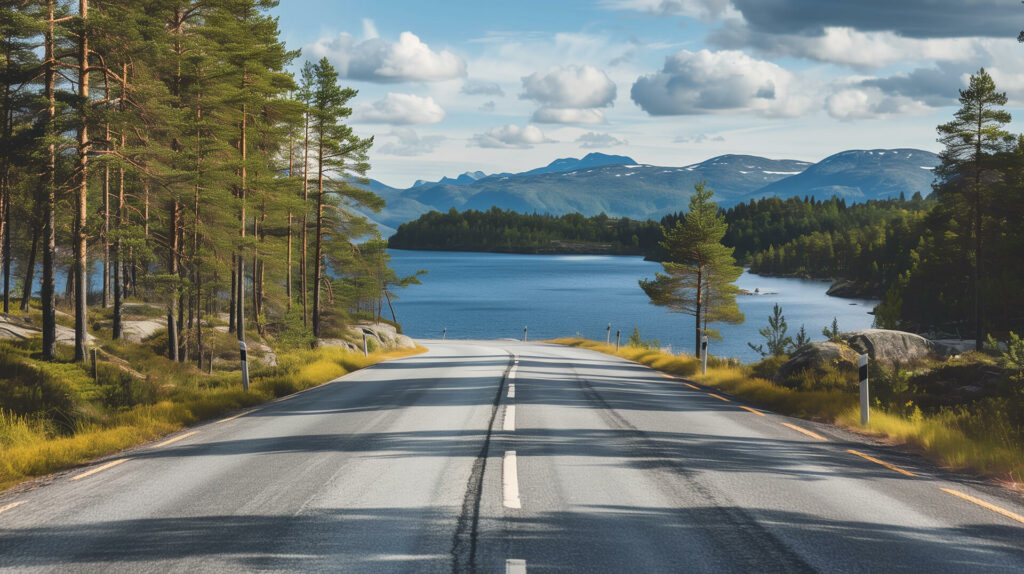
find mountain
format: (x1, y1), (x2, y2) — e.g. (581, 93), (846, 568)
(520, 152), (636, 176)
(744, 149), (939, 202)
(358, 149), (939, 234)
(413, 170), (488, 188)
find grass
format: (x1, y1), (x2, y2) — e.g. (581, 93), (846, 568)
(0, 341), (424, 492)
(551, 337), (1024, 486)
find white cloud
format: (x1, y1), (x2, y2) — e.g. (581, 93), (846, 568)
(674, 133), (726, 143)
(601, 0), (738, 20)
(631, 49), (808, 117)
(470, 124), (555, 149)
(521, 65), (617, 109)
(825, 86), (931, 120)
(307, 31), (467, 83)
(377, 128), (446, 156)
(479, 101), (497, 112)
(461, 80), (506, 97)
(361, 19), (379, 40)
(576, 132), (629, 148)
(355, 93), (446, 125)
(532, 108), (607, 125)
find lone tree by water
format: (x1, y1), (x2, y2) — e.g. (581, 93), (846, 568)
(640, 182), (744, 356)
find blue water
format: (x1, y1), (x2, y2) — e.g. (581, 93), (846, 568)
(387, 250), (879, 363)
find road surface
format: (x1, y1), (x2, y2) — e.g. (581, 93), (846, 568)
(1, 340), (1023, 572)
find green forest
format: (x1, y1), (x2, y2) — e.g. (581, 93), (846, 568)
(0, 0), (406, 365)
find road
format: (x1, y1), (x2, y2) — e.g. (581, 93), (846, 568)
(1, 340), (1023, 572)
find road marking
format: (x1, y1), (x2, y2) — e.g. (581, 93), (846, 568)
(152, 431), (198, 449)
(846, 449), (916, 477)
(503, 405), (516, 432)
(780, 422), (827, 441)
(215, 411), (251, 424)
(509, 367), (517, 380)
(506, 558), (527, 573)
(739, 406), (765, 416)
(71, 458), (129, 481)
(0, 501), (26, 516)
(683, 382), (700, 390)
(507, 384), (516, 399)
(513, 354), (519, 364)
(660, 373), (675, 379)
(503, 451), (522, 509)
(707, 393), (730, 402)
(940, 488), (1024, 525)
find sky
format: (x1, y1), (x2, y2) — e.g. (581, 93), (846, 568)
(270, 0), (1024, 188)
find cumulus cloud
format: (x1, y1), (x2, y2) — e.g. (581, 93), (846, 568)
(857, 64), (964, 107)
(630, 49), (807, 116)
(377, 128), (446, 156)
(479, 101), (497, 112)
(307, 31), (466, 83)
(461, 80), (506, 97)
(576, 132), (629, 148)
(825, 86), (931, 120)
(674, 133), (725, 143)
(521, 65), (617, 108)
(709, 20), (981, 69)
(355, 93), (446, 125)
(520, 65), (616, 125)
(470, 125), (555, 149)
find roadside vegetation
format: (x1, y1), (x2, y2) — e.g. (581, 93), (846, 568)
(551, 336), (1024, 487)
(0, 329), (423, 492)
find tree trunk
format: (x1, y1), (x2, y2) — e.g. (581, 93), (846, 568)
(301, 110), (309, 326)
(102, 124), (110, 308)
(236, 102), (246, 341)
(1, 186), (9, 314)
(312, 137), (324, 338)
(112, 121), (126, 341)
(73, 0), (90, 362)
(41, 0), (57, 360)
(167, 200), (179, 361)
(19, 222), (40, 311)
(694, 267), (703, 357)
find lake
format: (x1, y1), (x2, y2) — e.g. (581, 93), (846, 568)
(387, 250), (878, 363)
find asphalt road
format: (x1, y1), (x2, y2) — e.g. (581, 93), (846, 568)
(1, 340), (1023, 573)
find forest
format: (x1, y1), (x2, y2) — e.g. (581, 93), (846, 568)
(0, 0), (403, 367)
(388, 207), (664, 254)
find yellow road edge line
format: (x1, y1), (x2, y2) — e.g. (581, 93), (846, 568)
(152, 431), (198, 449)
(660, 373), (674, 379)
(215, 411), (250, 425)
(847, 449), (916, 477)
(71, 458), (129, 481)
(780, 422), (827, 441)
(683, 382), (700, 390)
(739, 406), (766, 416)
(0, 501), (26, 516)
(707, 393), (730, 402)
(940, 488), (1024, 525)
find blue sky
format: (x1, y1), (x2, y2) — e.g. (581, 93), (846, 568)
(271, 1), (1024, 188)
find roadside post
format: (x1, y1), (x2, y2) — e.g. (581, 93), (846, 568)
(362, 332), (369, 357)
(701, 335), (709, 375)
(91, 346), (98, 383)
(239, 340), (250, 391)
(616, 330), (621, 351)
(606, 323), (611, 345)
(442, 328), (447, 340)
(859, 354), (869, 425)
(523, 326), (528, 342)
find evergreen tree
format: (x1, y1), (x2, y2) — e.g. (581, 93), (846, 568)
(748, 303), (793, 358)
(639, 182), (743, 356)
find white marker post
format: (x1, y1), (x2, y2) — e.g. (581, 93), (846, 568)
(606, 323), (611, 345)
(615, 329), (621, 351)
(859, 354), (869, 425)
(523, 326), (527, 342)
(442, 328), (447, 340)
(362, 332), (369, 357)
(701, 335), (709, 375)
(239, 340), (250, 391)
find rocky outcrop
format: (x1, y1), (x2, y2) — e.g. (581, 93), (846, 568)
(843, 329), (937, 366)
(320, 322), (416, 352)
(0, 314), (96, 345)
(776, 341), (861, 384)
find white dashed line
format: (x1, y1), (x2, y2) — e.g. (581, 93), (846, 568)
(506, 558), (527, 573)
(503, 451), (522, 509)
(507, 384), (516, 399)
(503, 405), (516, 432)
(71, 458), (129, 481)
(0, 501), (26, 516)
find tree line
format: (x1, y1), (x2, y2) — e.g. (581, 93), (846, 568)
(0, 0), (397, 364)
(388, 207), (664, 254)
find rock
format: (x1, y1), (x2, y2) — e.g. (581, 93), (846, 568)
(319, 339), (360, 352)
(843, 329), (937, 366)
(321, 322), (417, 352)
(247, 340), (277, 367)
(776, 341), (861, 384)
(0, 315), (95, 345)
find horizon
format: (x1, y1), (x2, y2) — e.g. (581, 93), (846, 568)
(271, 1), (1023, 188)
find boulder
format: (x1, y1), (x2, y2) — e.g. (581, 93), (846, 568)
(776, 341), (861, 383)
(343, 322), (416, 351)
(843, 329), (937, 366)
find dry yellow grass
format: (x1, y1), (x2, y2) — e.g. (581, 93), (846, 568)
(0, 345), (425, 491)
(552, 337), (1024, 484)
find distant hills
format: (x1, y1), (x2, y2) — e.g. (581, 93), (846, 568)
(357, 149), (940, 236)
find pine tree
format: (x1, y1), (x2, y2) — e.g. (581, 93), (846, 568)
(640, 182), (744, 356)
